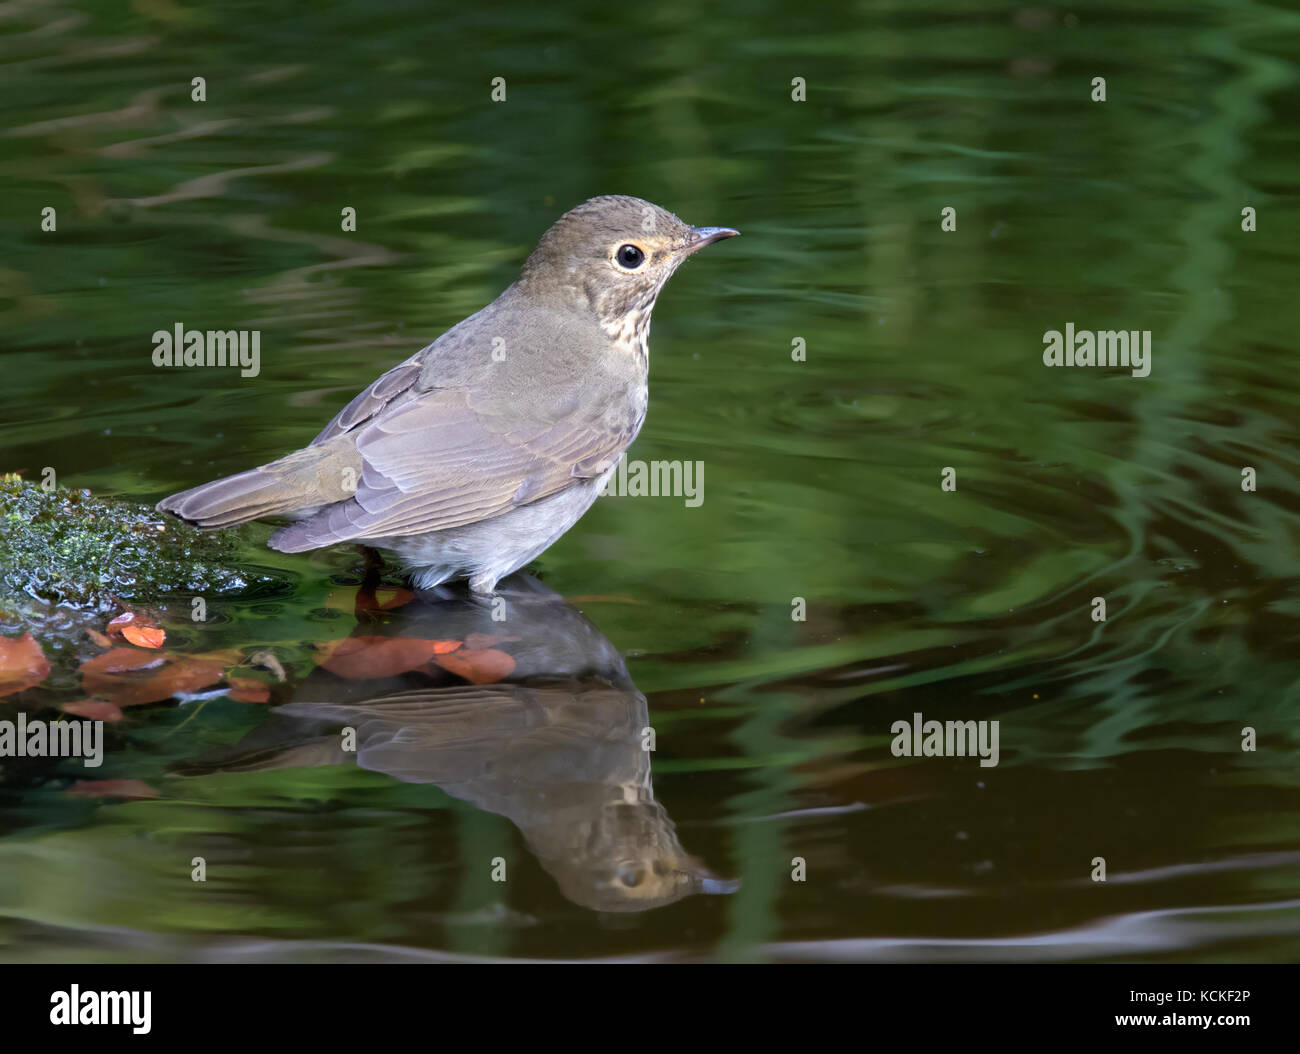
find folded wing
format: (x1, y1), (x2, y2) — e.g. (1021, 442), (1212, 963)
(270, 386), (633, 551)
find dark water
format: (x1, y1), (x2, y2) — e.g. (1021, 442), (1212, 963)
(2, 0), (1300, 961)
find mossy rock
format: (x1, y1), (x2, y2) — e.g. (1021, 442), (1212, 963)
(0, 474), (280, 629)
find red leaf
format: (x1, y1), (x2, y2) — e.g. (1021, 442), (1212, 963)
(226, 677), (271, 703)
(432, 648), (515, 685)
(67, 779), (159, 801)
(376, 588), (416, 610)
(80, 647), (167, 675)
(106, 610), (160, 639)
(315, 636), (456, 679)
(122, 624), (166, 649)
(354, 586), (418, 616)
(62, 700), (125, 722)
(0, 633), (51, 698)
(105, 611), (137, 636)
(81, 651), (225, 707)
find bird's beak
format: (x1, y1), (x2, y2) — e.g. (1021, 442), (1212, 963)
(675, 226), (740, 257)
(684, 858), (742, 895)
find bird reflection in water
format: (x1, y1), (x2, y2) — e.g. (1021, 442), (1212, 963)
(175, 574), (737, 912)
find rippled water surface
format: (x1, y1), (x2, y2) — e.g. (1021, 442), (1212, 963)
(2, 0), (1300, 961)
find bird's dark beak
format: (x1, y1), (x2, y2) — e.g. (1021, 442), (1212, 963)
(676, 226), (740, 257)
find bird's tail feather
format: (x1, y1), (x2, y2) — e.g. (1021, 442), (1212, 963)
(156, 466), (316, 529)
(157, 439), (361, 530)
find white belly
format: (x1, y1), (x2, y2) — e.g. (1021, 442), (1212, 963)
(373, 462), (617, 593)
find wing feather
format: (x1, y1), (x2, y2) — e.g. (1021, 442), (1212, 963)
(271, 387), (634, 550)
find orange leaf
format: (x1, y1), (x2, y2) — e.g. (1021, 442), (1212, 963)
(122, 624), (166, 649)
(0, 633), (51, 698)
(376, 587), (416, 610)
(106, 610), (160, 639)
(81, 652), (225, 707)
(62, 700), (125, 722)
(432, 648), (515, 684)
(326, 585), (419, 615)
(315, 636), (457, 679)
(86, 629), (113, 648)
(81, 647), (166, 675)
(226, 677), (271, 704)
(353, 586), (418, 616)
(67, 779), (159, 801)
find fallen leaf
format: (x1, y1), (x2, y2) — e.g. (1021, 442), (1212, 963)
(376, 587), (416, 610)
(106, 610), (167, 649)
(62, 700), (125, 722)
(315, 636), (460, 679)
(122, 624), (166, 649)
(86, 629), (113, 649)
(81, 651), (225, 707)
(432, 648), (515, 685)
(326, 586), (417, 615)
(80, 647), (167, 675)
(106, 610), (161, 638)
(105, 611), (138, 636)
(0, 633), (51, 698)
(356, 586), (416, 612)
(226, 677), (271, 704)
(67, 779), (159, 801)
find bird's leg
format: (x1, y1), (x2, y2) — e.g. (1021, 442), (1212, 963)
(354, 545), (386, 619)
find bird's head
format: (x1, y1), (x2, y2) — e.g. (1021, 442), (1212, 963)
(519, 195), (738, 339)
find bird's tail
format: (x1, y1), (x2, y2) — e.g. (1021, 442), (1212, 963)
(156, 440), (361, 530)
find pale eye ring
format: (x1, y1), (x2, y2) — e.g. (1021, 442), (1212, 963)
(615, 244), (646, 270)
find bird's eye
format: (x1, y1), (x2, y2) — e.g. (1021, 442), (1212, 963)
(615, 244), (646, 270)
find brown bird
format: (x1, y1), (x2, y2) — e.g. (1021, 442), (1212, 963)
(157, 195), (737, 592)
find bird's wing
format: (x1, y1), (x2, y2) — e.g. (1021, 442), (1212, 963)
(279, 684), (636, 782)
(310, 354), (425, 444)
(310, 297), (514, 445)
(270, 385), (635, 549)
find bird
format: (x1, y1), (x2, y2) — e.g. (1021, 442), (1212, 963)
(156, 195), (738, 593)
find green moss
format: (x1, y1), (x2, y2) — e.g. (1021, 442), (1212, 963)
(0, 474), (277, 619)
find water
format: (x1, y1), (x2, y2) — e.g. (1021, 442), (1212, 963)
(2, 0), (1299, 962)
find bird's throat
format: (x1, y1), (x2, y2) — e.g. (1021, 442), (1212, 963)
(602, 308), (652, 365)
